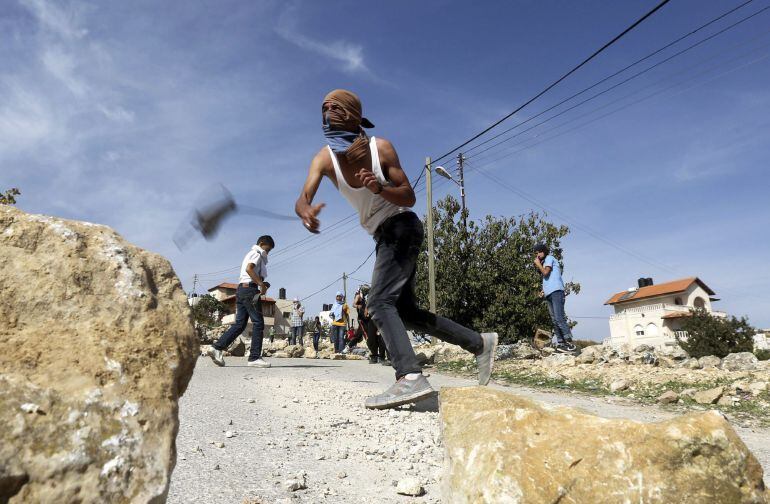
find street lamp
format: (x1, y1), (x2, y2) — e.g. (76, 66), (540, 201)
(434, 152), (467, 228)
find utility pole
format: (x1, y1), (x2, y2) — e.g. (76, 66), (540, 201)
(192, 274), (198, 296)
(342, 272), (348, 302)
(425, 157), (437, 315)
(457, 153), (467, 229)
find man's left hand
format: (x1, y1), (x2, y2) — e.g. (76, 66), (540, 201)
(356, 169), (383, 194)
(534, 257), (542, 267)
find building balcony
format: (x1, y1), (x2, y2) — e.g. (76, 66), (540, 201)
(609, 303), (692, 321)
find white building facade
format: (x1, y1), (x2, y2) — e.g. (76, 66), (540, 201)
(603, 277), (725, 349)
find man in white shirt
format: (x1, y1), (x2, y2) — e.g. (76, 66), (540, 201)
(207, 235), (275, 367)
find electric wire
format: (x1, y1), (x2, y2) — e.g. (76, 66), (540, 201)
(465, 3), (770, 163)
(462, 0), (758, 158)
(428, 0), (673, 166)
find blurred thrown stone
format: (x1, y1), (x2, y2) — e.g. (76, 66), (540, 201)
(395, 477), (425, 496)
(0, 207), (197, 503)
(694, 387), (724, 405)
(721, 352), (758, 372)
(440, 386), (768, 503)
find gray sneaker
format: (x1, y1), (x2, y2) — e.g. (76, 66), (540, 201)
(364, 375), (436, 410)
(208, 347), (225, 367)
(476, 332), (498, 386)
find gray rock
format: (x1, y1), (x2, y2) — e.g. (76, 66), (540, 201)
(225, 337), (245, 357)
(634, 344), (655, 353)
(720, 352), (758, 372)
(609, 380), (630, 393)
(698, 355), (721, 368)
(693, 387), (724, 405)
(657, 391), (679, 404)
(657, 356), (678, 368)
(682, 358), (702, 370)
(396, 477), (425, 496)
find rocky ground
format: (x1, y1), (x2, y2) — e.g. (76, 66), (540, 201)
(168, 355), (770, 503)
(436, 342), (770, 427)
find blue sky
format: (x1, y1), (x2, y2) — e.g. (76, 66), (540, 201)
(3, 0), (769, 339)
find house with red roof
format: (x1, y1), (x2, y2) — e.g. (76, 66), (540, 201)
(604, 277), (726, 349)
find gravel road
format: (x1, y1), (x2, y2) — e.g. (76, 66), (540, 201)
(168, 356), (770, 503)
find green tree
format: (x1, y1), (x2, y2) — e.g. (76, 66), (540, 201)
(0, 188), (21, 205)
(675, 308), (755, 358)
(191, 294), (226, 328)
(415, 196), (580, 344)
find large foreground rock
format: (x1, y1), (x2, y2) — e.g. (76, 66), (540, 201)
(0, 207), (197, 503)
(440, 387), (767, 503)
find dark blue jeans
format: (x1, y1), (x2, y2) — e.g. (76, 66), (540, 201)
(312, 331), (321, 351)
(332, 325), (346, 353)
(545, 289), (573, 345)
(290, 326), (303, 346)
(367, 212), (483, 379)
(213, 285), (265, 361)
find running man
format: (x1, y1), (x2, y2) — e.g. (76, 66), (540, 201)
(534, 243), (577, 353)
(208, 235), (275, 367)
(295, 89), (497, 409)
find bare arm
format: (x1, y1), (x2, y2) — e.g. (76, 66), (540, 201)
(356, 138), (416, 207)
(534, 257), (552, 278)
(295, 149), (328, 233)
(246, 263), (268, 295)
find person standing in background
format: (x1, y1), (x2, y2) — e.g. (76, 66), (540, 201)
(290, 298), (305, 346)
(329, 291), (349, 353)
(534, 243), (577, 353)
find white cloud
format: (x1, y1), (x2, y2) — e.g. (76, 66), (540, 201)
(20, 0), (88, 40)
(275, 5), (369, 74)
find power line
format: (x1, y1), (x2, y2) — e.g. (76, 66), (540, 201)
(299, 249), (376, 302)
(429, 0), (673, 165)
(462, 0), (758, 159)
(465, 3), (770, 163)
(466, 38), (770, 169)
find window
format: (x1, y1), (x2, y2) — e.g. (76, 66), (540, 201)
(262, 304), (274, 317)
(282, 311), (291, 319)
(634, 324), (644, 336)
(674, 297), (683, 305)
(646, 323), (659, 337)
(694, 297), (706, 309)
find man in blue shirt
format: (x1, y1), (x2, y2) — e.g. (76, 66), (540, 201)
(534, 243), (576, 353)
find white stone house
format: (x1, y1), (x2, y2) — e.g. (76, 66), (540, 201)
(603, 277), (725, 349)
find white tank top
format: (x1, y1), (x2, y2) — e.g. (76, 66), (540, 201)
(329, 136), (408, 235)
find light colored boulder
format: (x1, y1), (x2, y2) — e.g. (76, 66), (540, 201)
(658, 390), (680, 404)
(414, 346), (436, 365)
(634, 344), (655, 353)
(532, 328), (552, 349)
(395, 477), (425, 496)
(542, 354), (576, 368)
(658, 345), (689, 360)
(609, 379), (630, 393)
(721, 352), (759, 372)
(693, 386), (724, 405)
(629, 351), (658, 366)
(433, 343), (472, 364)
(0, 207), (197, 503)
(440, 387), (768, 503)
(748, 381), (768, 395)
(699, 355), (722, 368)
(718, 395), (737, 407)
(682, 358), (702, 370)
(657, 355), (678, 368)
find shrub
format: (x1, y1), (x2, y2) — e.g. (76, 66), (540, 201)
(675, 308), (754, 358)
(191, 294), (226, 328)
(755, 349), (770, 361)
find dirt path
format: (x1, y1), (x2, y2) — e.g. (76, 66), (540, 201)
(168, 357), (770, 503)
